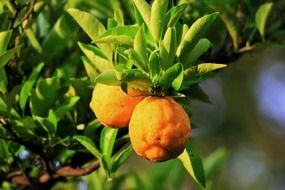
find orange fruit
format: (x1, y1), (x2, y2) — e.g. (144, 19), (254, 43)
(90, 83), (144, 128)
(129, 96), (191, 162)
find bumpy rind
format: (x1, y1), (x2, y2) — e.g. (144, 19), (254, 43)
(129, 96), (191, 162)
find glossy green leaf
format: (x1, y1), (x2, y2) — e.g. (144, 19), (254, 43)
(133, 0), (151, 28)
(159, 62), (183, 92)
(54, 96), (80, 120)
(160, 27), (177, 70)
(178, 141), (206, 187)
(19, 62), (44, 111)
(36, 110), (57, 136)
(73, 135), (101, 159)
(78, 42), (112, 73)
(185, 38), (211, 67)
(150, 0), (168, 42)
(24, 28), (42, 53)
(81, 56), (99, 82)
(67, 8), (105, 41)
(30, 77), (61, 117)
(0, 47), (21, 69)
(0, 30), (12, 54)
(134, 25), (147, 64)
(111, 144), (132, 173)
(184, 63), (227, 77)
(114, 9), (124, 26)
(255, 2), (273, 39)
(177, 12), (219, 65)
(95, 70), (120, 85)
(100, 128), (118, 157)
(125, 49), (148, 72)
(149, 50), (161, 84)
(167, 4), (188, 27)
(95, 26), (139, 45)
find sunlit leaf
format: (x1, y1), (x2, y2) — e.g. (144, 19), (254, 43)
(95, 26), (139, 45)
(67, 8), (105, 41)
(255, 2), (273, 39)
(177, 12), (219, 65)
(111, 144), (132, 173)
(159, 62), (183, 92)
(185, 38), (211, 67)
(100, 128), (118, 158)
(0, 47), (21, 69)
(0, 30), (12, 54)
(19, 62), (44, 111)
(24, 28), (42, 53)
(150, 0), (168, 42)
(160, 27), (177, 70)
(133, 0), (151, 28)
(73, 135), (101, 159)
(178, 141), (206, 187)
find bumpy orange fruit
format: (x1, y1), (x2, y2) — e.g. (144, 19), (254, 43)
(90, 83), (144, 128)
(129, 96), (191, 162)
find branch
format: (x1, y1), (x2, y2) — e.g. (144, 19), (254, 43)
(6, 160), (100, 186)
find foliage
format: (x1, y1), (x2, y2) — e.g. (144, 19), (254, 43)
(0, 0), (283, 189)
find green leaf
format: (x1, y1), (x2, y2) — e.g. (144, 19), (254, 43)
(19, 62), (44, 111)
(167, 3), (188, 28)
(255, 2), (273, 40)
(73, 135), (101, 159)
(185, 38), (211, 67)
(178, 141), (206, 187)
(95, 26), (139, 45)
(24, 28), (42, 53)
(95, 70), (120, 85)
(219, 11), (239, 50)
(150, 0), (168, 42)
(134, 25), (147, 64)
(78, 42), (112, 73)
(125, 49), (148, 72)
(0, 47), (21, 69)
(114, 9), (124, 26)
(36, 110), (57, 137)
(100, 128), (118, 158)
(133, 0), (151, 28)
(111, 144), (132, 173)
(30, 77), (61, 117)
(54, 96), (80, 120)
(160, 27), (177, 70)
(184, 63), (227, 77)
(12, 117), (37, 140)
(159, 62), (183, 92)
(177, 12), (219, 65)
(81, 56), (99, 82)
(0, 30), (12, 54)
(67, 8), (105, 41)
(149, 50), (161, 84)
(204, 147), (228, 177)
(0, 68), (7, 94)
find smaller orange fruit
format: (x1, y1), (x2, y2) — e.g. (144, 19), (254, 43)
(129, 96), (191, 162)
(90, 83), (144, 128)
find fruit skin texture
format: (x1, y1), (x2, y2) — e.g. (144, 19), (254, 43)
(90, 83), (144, 128)
(129, 96), (191, 162)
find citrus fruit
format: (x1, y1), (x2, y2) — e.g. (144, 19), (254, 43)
(90, 83), (144, 128)
(129, 96), (191, 162)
